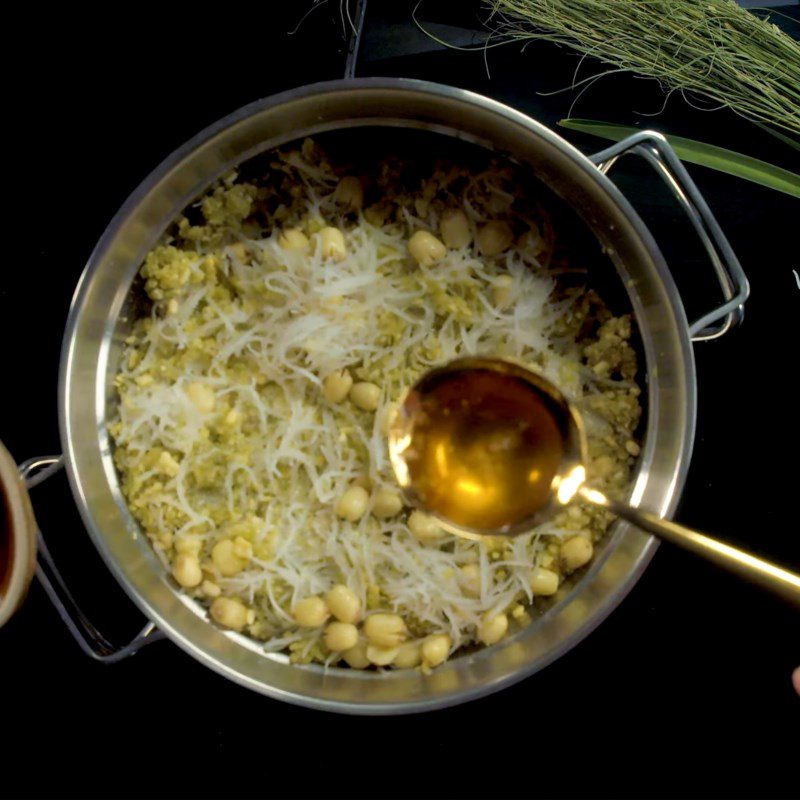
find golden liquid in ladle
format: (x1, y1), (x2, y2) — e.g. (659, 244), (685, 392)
(399, 368), (566, 531)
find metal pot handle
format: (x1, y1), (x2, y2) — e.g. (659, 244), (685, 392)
(589, 131), (750, 343)
(18, 455), (165, 662)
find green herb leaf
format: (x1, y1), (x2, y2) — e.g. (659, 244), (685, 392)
(558, 119), (800, 199)
(489, 0), (800, 138)
(751, 120), (800, 154)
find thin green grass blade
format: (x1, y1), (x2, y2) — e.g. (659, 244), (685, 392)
(751, 120), (800, 153)
(558, 119), (800, 199)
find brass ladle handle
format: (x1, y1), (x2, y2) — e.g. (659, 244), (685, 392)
(578, 486), (800, 607)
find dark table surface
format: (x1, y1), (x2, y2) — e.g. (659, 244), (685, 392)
(3, 3), (799, 798)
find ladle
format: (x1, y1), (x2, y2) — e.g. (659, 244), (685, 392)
(388, 357), (800, 606)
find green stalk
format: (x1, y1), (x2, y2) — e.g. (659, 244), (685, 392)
(751, 120), (800, 153)
(487, 0), (800, 137)
(558, 118), (800, 198)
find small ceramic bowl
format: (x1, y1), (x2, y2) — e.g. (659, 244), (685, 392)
(0, 441), (37, 627)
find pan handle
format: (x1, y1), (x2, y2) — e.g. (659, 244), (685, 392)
(343, 0), (368, 80)
(18, 455), (165, 663)
(590, 131), (750, 343)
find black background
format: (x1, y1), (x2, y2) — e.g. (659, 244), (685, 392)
(2, 3), (799, 798)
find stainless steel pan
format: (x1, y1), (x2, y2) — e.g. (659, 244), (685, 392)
(6, 79), (748, 713)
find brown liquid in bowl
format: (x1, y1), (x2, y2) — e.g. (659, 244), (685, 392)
(401, 368), (565, 531)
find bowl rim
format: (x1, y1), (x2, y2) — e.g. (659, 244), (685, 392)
(0, 441), (37, 628)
